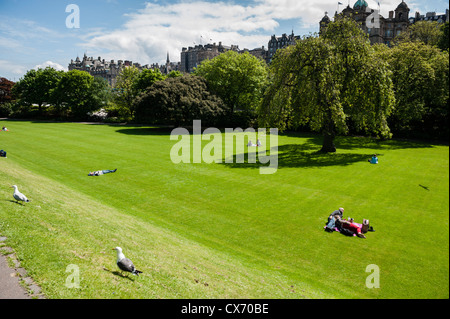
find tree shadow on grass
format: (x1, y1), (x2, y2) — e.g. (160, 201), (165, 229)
(333, 135), (436, 151)
(221, 133), (438, 170)
(221, 144), (373, 170)
(114, 126), (175, 136)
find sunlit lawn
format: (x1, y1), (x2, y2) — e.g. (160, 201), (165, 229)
(0, 120), (448, 298)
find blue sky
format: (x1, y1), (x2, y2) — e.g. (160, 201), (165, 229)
(0, 0), (448, 81)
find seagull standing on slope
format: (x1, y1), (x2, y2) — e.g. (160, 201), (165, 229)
(11, 185), (30, 205)
(113, 247), (143, 276)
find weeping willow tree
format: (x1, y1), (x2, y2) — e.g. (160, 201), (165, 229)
(259, 17), (395, 152)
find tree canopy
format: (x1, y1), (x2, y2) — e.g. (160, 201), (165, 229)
(134, 75), (226, 126)
(0, 77), (14, 104)
(259, 17), (395, 152)
(395, 20), (443, 46)
(375, 41), (449, 138)
(194, 51), (268, 115)
(114, 66), (140, 118)
(12, 67), (63, 113)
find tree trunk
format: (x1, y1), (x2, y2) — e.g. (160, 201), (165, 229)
(321, 131), (336, 153)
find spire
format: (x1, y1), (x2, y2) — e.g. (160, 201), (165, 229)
(167, 51), (170, 63)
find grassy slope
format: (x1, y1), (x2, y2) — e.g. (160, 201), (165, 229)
(0, 120), (448, 299)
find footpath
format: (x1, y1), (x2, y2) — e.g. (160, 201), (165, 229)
(0, 236), (42, 299)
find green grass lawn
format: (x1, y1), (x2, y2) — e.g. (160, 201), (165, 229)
(0, 120), (448, 299)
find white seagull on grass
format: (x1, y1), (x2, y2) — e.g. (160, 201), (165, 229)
(11, 185), (30, 204)
(113, 247), (143, 276)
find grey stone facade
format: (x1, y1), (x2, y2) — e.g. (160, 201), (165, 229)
(180, 42), (240, 73)
(320, 0), (448, 46)
(68, 53), (180, 87)
(267, 31), (300, 63)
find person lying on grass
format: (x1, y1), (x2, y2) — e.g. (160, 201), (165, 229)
(88, 169), (117, 176)
(339, 217), (366, 238)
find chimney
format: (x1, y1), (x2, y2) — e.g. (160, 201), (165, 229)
(389, 11), (394, 19)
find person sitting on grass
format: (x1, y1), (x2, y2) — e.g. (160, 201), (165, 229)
(368, 154), (378, 164)
(325, 207), (344, 231)
(88, 169), (117, 176)
(340, 217), (366, 238)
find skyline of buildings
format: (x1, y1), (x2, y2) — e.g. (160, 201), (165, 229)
(7, 1), (449, 85)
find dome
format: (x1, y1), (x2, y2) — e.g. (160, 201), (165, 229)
(353, 0), (368, 10)
(396, 1), (409, 10)
(321, 14), (331, 23)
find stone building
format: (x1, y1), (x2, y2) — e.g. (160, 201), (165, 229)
(69, 54), (144, 87)
(68, 53), (179, 86)
(409, 9), (449, 24)
(320, 1), (448, 46)
(267, 30), (300, 63)
(180, 42), (240, 73)
(240, 46), (268, 62)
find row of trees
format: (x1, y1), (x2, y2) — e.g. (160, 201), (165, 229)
(1, 68), (109, 119)
(1, 18), (448, 150)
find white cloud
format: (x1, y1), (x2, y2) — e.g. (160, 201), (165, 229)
(80, 0), (300, 65)
(0, 60), (27, 77)
(33, 61), (66, 71)
(78, 0), (434, 66)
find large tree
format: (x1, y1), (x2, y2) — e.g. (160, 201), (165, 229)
(114, 66), (140, 118)
(133, 68), (166, 94)
(194, 51), (268, 115)
(0, 77), (14, 104)
(51, 69), (106, 119)
(376, 41), (449, 136)
(12, 67), (63, 113)
(395, 21), (442, 47)
(438, 22), (449, 51)
(134, 75), (226, 126)
(259, 17), (395, 152)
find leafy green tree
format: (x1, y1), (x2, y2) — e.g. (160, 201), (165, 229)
(133, 68), (166, 94)
(395, 21), (442, 47)
(12, 67), (63, 113)
(260, 17), (395, 152)
(90, 77), (112, 111)
(167, 70), (183, 78)
(377, 41), (449, 136)
(0, 77), (14, 104)
(134, 75), (225, 126)
(438, 22), (449, 51)
(194, 51), (268, 115)
(52, 69), (103, 119)
(114, 66), (140, 117)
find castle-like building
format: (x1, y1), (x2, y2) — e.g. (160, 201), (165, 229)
(69, 1), (448, 85)
(180, 32), (302, 72)
(267, 31), (300, 63)
(68, 53), (180, 86)
(180, 42), (239, 73)
(320, 0), (449, 46)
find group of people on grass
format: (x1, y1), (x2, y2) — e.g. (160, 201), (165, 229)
(324, 207), (374, 238)
(247, 139), (262, 147)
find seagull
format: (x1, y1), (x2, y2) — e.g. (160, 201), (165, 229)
(113, 247), (143, 276)
(11, 185), (30, 204)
